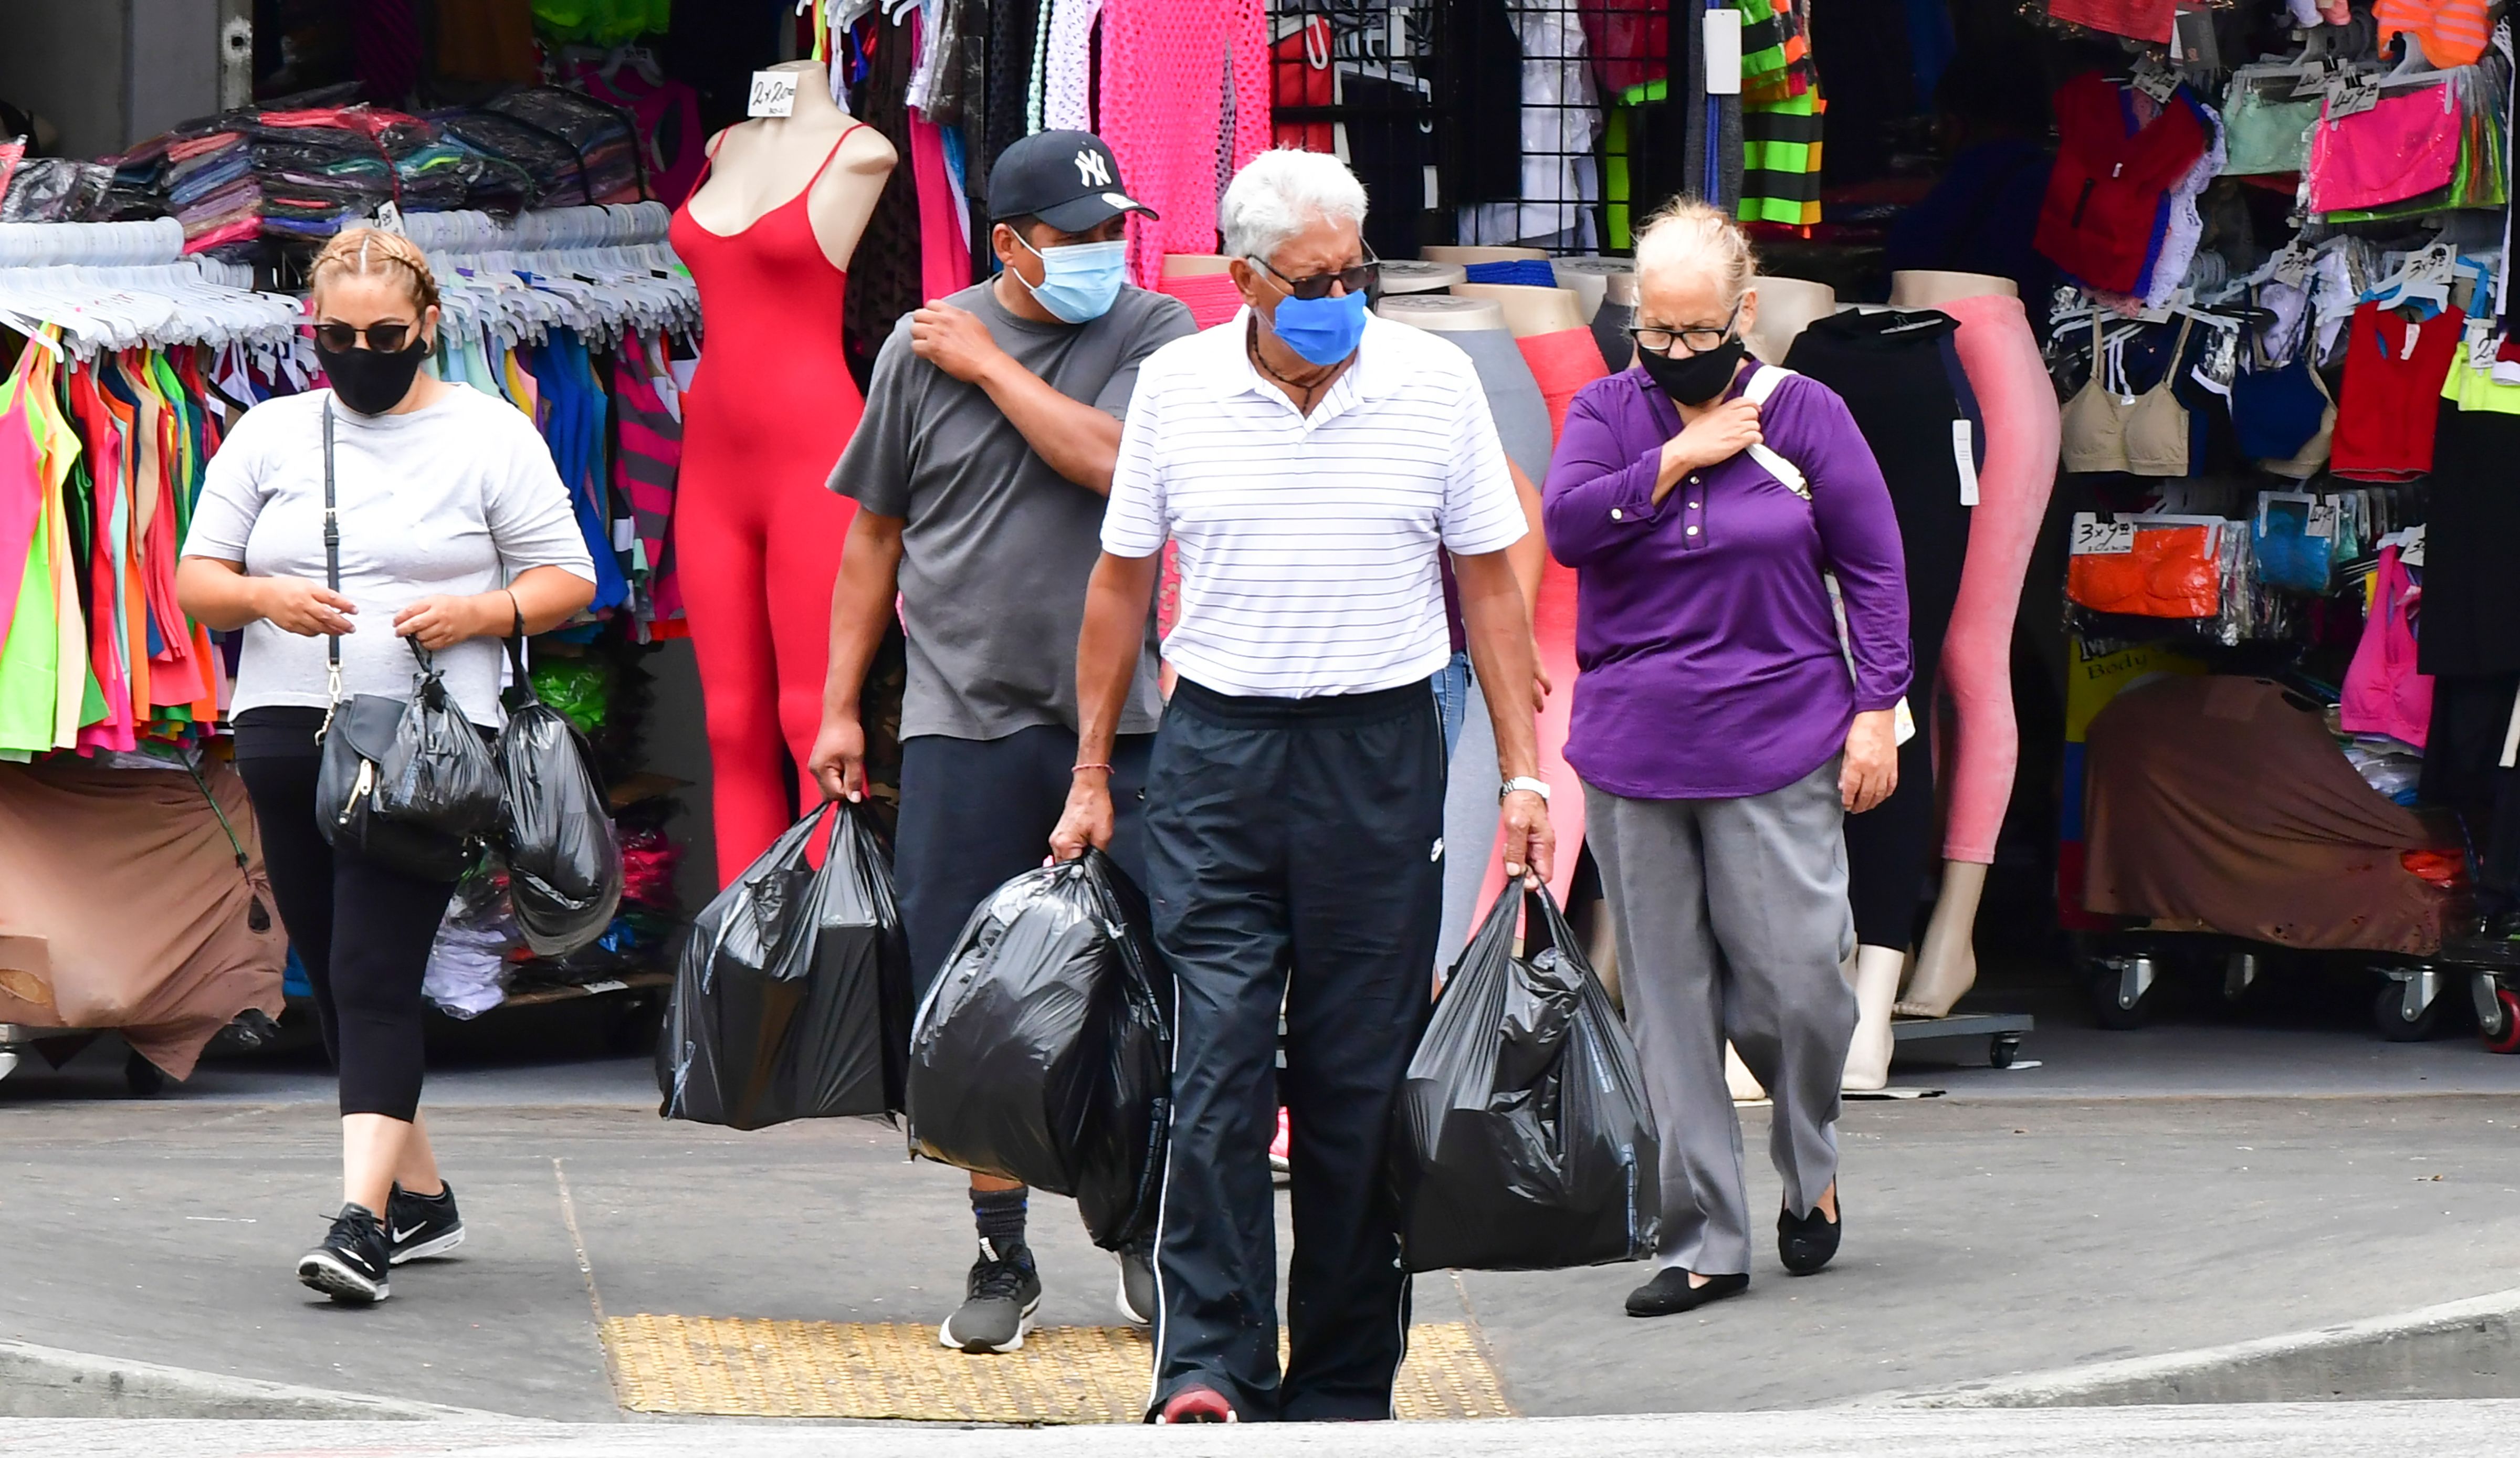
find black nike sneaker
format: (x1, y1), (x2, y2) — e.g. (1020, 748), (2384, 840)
(386, 1181), (466, 1264)
(297, 1203), (392, 1304)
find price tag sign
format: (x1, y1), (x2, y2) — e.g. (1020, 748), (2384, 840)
(747, 69), (798, 118)
(2130, 61), (2179, 104)
(2290, 58), (2339, 101)
(2072, 513), (2136, 555)
(372, 200), (405, 235)
(2271, 249), (2311, 288)
(2329, 77), (2381, 119)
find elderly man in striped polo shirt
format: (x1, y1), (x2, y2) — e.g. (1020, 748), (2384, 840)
(1052, 149), (1553, 1425)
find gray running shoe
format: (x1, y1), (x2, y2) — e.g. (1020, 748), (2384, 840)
(939, 1238), (1042, 1352)
(1115, 1240), (1157, 1326)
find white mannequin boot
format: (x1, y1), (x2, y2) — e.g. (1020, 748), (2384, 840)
(1897, 862), (1986, 1017)
(1842, 945), (1905, 1090)
(1726, 1043), (1767, 1103)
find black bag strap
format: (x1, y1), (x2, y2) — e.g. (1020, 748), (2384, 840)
(320, 398), (434, 732)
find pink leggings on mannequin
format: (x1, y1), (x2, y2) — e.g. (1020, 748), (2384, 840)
(1937, 295), (2058, 864)
(675, 471), (858, 885)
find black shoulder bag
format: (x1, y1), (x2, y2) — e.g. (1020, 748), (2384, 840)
(312, 399), (507, 882)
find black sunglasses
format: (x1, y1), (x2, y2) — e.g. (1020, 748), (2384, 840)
(1254, 251), (1382, 301)
(312, 321), (419, 353)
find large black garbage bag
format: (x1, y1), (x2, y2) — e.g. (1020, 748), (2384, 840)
(905, 851), (1171, 1250)
(657, 803), (911, 1130)
(1391, 884), (1660, 1272)
(496, 664), (623, 957)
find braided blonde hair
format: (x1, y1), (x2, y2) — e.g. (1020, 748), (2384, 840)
(1632, 197), (1758, 309)
(309, 226), (442, 313)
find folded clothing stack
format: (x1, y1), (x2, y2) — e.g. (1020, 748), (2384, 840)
(434, 87), (646, 211)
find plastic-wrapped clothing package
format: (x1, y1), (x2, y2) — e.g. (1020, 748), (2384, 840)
(498, 644), (624, 957)
(904, 851), (1172, 1250)
(658, 804), (911, 1130)
(1391, 885), (1660, 1274)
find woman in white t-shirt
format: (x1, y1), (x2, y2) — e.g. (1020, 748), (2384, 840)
(177, 228), (596, 1306)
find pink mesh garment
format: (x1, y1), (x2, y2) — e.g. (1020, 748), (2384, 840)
(1102, 0), (1270, 286)
(1156, 272), (1244, 328)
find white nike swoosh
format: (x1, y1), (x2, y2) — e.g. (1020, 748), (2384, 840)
(391, 1224), (425, 1243)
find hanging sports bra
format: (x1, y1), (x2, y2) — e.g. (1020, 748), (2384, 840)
(2060, 312), (2192, 476)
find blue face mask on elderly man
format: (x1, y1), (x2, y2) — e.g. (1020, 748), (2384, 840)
(1267, 289), (1370, 367)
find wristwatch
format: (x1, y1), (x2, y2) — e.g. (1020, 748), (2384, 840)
(1499, 776), (1551, 804)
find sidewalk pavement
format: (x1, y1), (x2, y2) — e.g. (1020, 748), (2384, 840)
(9, 1403), (2520, 1458)
(4, 1081), (2518, 1421)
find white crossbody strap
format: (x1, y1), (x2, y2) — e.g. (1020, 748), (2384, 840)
(1739, 364), (1808, 498)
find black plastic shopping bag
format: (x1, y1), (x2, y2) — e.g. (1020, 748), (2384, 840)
(1391, 884), (1660, 1272)
(658, 803), (911, 1130)
(496, 693), (623, 958)
(905, 851), (1171, 1250)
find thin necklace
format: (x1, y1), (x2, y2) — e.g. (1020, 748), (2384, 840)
(1248, 317), (1339, 402)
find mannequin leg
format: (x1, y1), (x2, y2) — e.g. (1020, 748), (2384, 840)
(675, 496), (791, 884)
(1916, 297), (2057, 1016)
(1899, 862), (1987, 1018)
(762, 487), (857, 809)
(1842, 946), (1904, 1090)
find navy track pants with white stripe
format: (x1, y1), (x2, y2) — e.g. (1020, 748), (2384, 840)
(1141, 678), (1445, 1422)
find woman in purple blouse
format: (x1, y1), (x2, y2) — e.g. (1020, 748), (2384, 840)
(1543, 200), (1911, 1320)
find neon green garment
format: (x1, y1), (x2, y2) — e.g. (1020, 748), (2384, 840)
(533, 0), (670, 45)
(1741, 88), (1824, 227)
(0, 350), (59, 753)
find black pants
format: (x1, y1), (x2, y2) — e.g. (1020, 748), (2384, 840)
(1144, 679), (1444, 1422)
(235, 709), (459, 1121)
(895, 724), (1155, 999)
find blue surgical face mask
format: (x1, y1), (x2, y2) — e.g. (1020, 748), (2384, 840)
(1267, 289), (1370, 366)
(1013, 233), (1127, 323)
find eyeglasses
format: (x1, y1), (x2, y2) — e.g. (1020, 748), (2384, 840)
(1252, 251), (1382, 301)
(312, 321), (418, 353)
(1630, 301), (1744, 358)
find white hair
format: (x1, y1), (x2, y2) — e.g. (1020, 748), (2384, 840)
(1632, 197), (1758, 307)
(1220, 149), (1369, 266)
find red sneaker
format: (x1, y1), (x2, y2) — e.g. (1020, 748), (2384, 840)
(1269, 1106), (1290, 1176)
(1159, 1385), (1238, 1424)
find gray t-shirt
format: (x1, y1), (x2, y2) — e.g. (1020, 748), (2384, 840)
(828, 281), (1192, 741)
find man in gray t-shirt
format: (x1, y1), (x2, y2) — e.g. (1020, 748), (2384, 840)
(809, 130), (1192, 1355)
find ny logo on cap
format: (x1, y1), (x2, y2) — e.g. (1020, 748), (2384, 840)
(1074, 149), (1113, 187)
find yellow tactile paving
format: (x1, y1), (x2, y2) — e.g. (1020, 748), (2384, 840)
(601, 1315), (1514, 1423)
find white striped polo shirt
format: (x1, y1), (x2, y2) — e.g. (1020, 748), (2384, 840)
(1102, 309), (1526, 699)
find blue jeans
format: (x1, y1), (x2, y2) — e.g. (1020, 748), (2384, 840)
(1430, 649), (1472, 760)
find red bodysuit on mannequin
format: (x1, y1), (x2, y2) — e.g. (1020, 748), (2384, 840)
(670, 131), (866, 882)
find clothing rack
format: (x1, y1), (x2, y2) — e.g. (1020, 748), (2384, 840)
(0, 218), (298, 355)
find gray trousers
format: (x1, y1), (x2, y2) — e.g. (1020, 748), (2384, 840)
(1584, 760), (1858, 1276)
(1436, 669), (1502, 974)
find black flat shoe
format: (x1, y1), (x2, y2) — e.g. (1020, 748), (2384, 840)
(1779, 1197), (1841, 1275)
(1625, 1268), (1748, 1317)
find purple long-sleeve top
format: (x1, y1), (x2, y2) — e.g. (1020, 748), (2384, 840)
(1543, 365), (1912, 801)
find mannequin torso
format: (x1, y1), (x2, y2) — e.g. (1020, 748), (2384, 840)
(680, 60), (897, 271)
(1889, 269), (2018, 309)
(1746, 276), (1838, 364)
(1452, 282), (1588, 339)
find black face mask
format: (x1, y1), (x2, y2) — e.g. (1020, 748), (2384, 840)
(1639, 336), (1748, 407)
(316, 337), (429, 416)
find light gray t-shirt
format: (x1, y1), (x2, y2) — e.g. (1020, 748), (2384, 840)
(187, 386), (596, 727)
(828, 281), (1193, 741)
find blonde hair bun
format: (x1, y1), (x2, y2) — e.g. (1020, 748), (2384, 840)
(310, 227), (442, 312)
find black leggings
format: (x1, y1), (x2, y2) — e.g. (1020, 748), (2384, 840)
(236, 714), (458, 1121)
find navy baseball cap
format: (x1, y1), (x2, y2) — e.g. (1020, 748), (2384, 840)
(988, 130), (1159, 232)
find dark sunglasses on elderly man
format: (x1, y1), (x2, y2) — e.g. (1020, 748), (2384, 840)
(312, 321), (418, 353)
(1254, 250), (1383, 301)
(1629, 300), (1744, 358)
